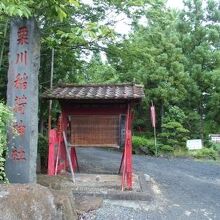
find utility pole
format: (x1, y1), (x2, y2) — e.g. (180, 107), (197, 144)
(48, 48), (54, 132)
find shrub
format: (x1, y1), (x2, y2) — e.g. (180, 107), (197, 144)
(160, 121), (189, 150)
(159, 106), (189, 154)
(193, 148), (218, 160)
(159, 145), (174, 154)
(132, 136), (156, 155)
(0, 102), (13, 182)
(214, 144), (220, 157)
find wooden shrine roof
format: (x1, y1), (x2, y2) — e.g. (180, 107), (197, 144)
(42, 83), (145, 101)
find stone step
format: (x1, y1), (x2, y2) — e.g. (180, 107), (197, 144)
(72, 189), (152, 201)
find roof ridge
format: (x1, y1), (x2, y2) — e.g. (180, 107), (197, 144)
(57, 83), (141, 88)
(42, 83), (145, 101)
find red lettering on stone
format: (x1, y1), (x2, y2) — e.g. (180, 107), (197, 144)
(13, 95), (27, 114)
(16, 51), (28, 65)
(11, 146), (26, 160)
(13, 120), (26, 136)
(17, 26), (28, 45)
(14, 73), (28, 90)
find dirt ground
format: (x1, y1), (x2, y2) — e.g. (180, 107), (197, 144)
(76, 148), (220, 220)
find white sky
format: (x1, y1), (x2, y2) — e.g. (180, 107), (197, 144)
(167, 0), (184, 9)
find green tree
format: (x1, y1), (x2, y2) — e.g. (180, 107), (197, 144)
(78, 54), (119, 83)
(159, 106), (189, 153)
(0, 102), (12, 182)
(0, 0), (146, 131)
(177, 0), (220, 138)
(1, 0), (220, 151)
(106, 2), (189, 130)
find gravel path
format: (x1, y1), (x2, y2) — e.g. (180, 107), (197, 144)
(77, 148), (220, 220)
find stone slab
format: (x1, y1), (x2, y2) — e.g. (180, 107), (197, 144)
(6, 18), (40, 183)
(38, 173), (153, 201)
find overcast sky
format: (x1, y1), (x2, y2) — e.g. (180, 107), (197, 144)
(167, 0), (184, 9)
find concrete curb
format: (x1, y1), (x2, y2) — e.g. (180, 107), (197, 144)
(72, 189), (152, 201)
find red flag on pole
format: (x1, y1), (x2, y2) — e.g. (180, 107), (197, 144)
(150, 102), (157, 156)
(150, 104), (156, 128)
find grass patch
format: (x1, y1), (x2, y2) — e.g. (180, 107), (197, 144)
(173, 148), (190, 158)
(132, 135), (220, 162)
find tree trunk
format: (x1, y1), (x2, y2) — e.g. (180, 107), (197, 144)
(199, 101), (204, 141)
(160, 103), (164, 132)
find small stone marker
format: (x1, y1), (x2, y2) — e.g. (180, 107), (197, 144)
(6, 18), (40, 183)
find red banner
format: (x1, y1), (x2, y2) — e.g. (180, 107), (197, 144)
(150, 105), (156, 128)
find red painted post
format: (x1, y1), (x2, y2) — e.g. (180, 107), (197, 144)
(121, 104), (133, 190)
(71, 148), (79, 171)
(60, 113), (68, 172)
(55, 116), (62, 175)
(48, 129), (57, 175)
(122, 140), (127, 191)
(53, 114), (68, 175)
(126, 107), (133, 189)
(126, 129), (132, 189)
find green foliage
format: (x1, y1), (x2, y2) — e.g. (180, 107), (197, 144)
(106, 2), (190, 132)
(0, 0), (220, 162)
(132, 135), (176, 155)
(210, 143), (220, 157)
(0, 0), (80, 20)
(177, 0), (220, 138)
(159, 106), (189, 152)
(132, 136), (156, 155)
(78, 55), (119, 83)
(0, 0), (31, 17)
(159, 145), (174, 154)
(0, 102), (12, 182)
(164, 106), (187, 124)
(105, 0), (220, 142)
(38, 133), (48, 171)
(160, 121), (189, 146)
(192, 148), (218, 160)
(173, 148), (189, 158)
(38, 133), (48, 157)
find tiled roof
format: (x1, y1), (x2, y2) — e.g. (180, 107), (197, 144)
(42, 84), (145, 101)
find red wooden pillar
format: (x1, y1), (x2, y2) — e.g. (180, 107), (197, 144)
(70, 148), (79, 171)
(121, 103), (133, 190)
(126, 129), (132, 189)
(55, 132), (67, 174)
(48, 129), (57, 175)
(59, 113), (68, 172)
(48, 114), (68, 176)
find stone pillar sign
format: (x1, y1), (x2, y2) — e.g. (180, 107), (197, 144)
(6, 18), (40, 183)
